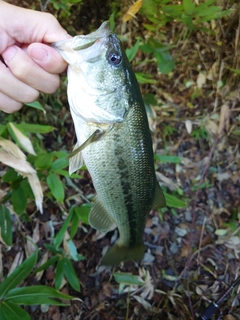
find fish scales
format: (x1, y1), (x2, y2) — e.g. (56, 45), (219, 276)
(83, 101), (155, 248)
(52, 21), (166, 265)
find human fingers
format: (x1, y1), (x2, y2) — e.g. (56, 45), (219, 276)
(2, 45), (61, 94)
(0, 91), (22, 114)
(27, 43), (68, 74)
(0, 2), (70, 53)
(0, 61), (39, 108)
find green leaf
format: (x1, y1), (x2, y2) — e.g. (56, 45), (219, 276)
(1, 301), (30, 320)
(0, 124), (6, 135)
(35, 255), (59, 273)
(183, 0), (195, 15)
(53, 169), (82, 179)
(155, 154), (181, 163)
(2, 169), (19, 183)
(66, 239), (83, 261)
(0, 205), (12, 246)
(46, 173), (64, 203)
(135, 72), (157, 84)
(53, 210), (74, 248)
(50, 156), (69, 171)
(163, 192), (187, 208)
(194, 0), (215, 13)
(25, 101), (45, 113)
(126, 38), (141, 62)
(114, 272), (144, 285)
(44, 244), (63, 255)
(17, 122), (55, 134)
(74, 204), (91, 225)
(70, 212), (80, 238)
(34, 152), (54, 170)
(55, 258), (65, 290)
(11, 187), (27, 215)
(63, 258), (80, 292)
(5, 286), (72, 305)
(0, 251), (38, 299)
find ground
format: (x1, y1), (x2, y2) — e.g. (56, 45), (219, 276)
(1, 0), (240, 319)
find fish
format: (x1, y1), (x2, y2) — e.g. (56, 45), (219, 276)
(52, 21), (166, 266)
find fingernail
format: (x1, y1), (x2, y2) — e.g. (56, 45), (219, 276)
(29, 46), (48, 62)
(3, 46), (17, 62)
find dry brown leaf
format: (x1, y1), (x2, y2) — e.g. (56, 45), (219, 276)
(185, 120), (192, 134)
(0, 140), (43, 213)
(196, 72), (206, 89)
(122, 0), (144, 22)
(0, 137), (25, 160)
(0, 151), (35, 174)
(9, 122), (36, 155)
(25, 222), (40, 256)
(7, 251), (24, 276)
(218, 103), (230, 135)
(156, 171), (177, 191)
(207, 61), (219, 81)
(205, 119), (218, 136)
(26, 173), (43, 213)
(36, 251), (49, 281)
(224, 315), (236, 320)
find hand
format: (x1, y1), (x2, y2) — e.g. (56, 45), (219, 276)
(0, 2), (70, 113)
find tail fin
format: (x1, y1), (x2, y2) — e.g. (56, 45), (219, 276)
(101, 243), (145, 266)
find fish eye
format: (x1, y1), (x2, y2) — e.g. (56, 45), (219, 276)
(107, 51), (122, 66)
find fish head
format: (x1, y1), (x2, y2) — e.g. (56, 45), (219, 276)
(52, 22), (137, 124)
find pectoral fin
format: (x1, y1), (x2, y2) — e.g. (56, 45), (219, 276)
(89, 199), (116, 233)
(152, 180), (166, 209)
(69, 142), (84, 175)
(68, 129), (104, 160)
(68, 129), (104, 174)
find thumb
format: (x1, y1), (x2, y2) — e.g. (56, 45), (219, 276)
(27, 43), (68, 74)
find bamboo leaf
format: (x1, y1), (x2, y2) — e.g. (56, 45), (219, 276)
(114, 272), (145, 285)
(1, 301), (30, 320)
(53, 210), (73, 248)
(0, 205), (12, 246)
(0, 251), (38, 299)
(8, 123), (36, 156)
(55, 258), (65, 290)
(64, 258), (80, 292)
(46, 173), (64, 203)
(163, 192), (187, 208)
(5, 286), (72, 305)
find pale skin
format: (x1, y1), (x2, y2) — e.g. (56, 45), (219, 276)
(0, 1), (70, 113)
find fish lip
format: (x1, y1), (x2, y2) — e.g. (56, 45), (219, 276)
(51, 21), (111, 52)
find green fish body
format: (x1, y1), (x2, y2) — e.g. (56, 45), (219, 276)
(52, 22), (165, 265)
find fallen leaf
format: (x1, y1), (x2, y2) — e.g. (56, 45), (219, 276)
(218, 103), (230, 135)
(196, 72), (206, 89)
(9, 122), (36, 155)
(122, 0), (144, 22)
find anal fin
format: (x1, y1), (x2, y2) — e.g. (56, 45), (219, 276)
(89, 199), (116, 233)
(152, 180), (166, 209)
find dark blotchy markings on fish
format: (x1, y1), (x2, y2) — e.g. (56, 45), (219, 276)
(52, 21), (166, 265)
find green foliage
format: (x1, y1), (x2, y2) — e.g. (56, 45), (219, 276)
(0, 251), (72, 320)
(35, 206), (86, 292)
(0, 205), (12, 246)
(141, 0), (231, 32)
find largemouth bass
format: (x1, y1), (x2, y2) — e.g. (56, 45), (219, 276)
(53, 22), (165, 266)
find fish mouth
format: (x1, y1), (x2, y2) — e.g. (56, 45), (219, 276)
(52, 21), (111, 53)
